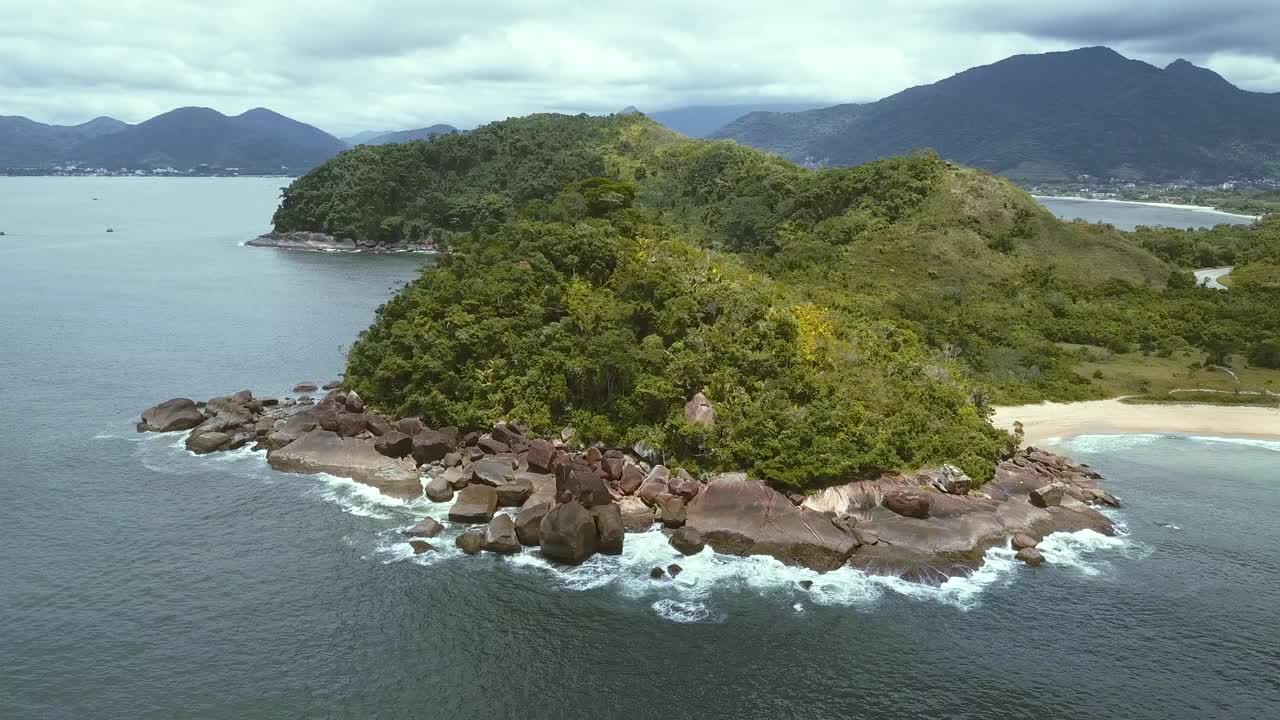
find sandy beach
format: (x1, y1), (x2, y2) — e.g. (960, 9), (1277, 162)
(992, 398), (1280, 446)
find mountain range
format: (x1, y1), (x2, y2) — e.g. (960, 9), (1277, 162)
(0, 107), (348, 172)
(624, 103), (826, 137)
(348, 125), (459, 145)
(712, 47), (1280, 182)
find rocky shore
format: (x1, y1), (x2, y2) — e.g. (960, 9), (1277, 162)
(245, 230), (436, 253)
(138, 387), (1121, 581)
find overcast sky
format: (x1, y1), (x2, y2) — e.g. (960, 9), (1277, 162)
(3, 0), (1279, 136)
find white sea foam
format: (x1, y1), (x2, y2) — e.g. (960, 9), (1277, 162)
(1186, 435), (1280, 453)
(1035, 529), (1132, 576)
(1062, 433), (1170, 454)
(652, 599), (718, 623)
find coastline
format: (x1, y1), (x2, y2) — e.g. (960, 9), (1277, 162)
(1032, 194), (1262, 221)
(992, 397), (1280, 446)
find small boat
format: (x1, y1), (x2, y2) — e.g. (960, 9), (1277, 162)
(106, 227), (114, 233)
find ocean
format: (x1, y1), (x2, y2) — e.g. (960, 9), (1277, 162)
(2, 178), (1277, 719)
(1035, 196), (1257, 231)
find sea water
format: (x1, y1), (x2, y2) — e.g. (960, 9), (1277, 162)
(2, 178), (1277, 718)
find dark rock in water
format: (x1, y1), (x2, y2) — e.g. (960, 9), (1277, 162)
(526, 439), (555, 473)
(618, 463), (646, 495)
(495, 478), (533, 507)
(649, 566), (666, 579)
(515, 502), (550, 546)
(1029, 482), (1067, 509)
(556, 461), (612, 507)
(246, 231), (359, 252)
(322, 380), (342, 390)
(186, 431), (233, 454)
(618, 496), (654, 532)
(456, 528), (485, 555)
(591, 504), (625, 555)
(658, 495), (687, 528)
(686, 473), (857, 572)
(425, 477), (453, 502)
(411, 429), (455, 465)
(882, 491), (931, 519)
(799, 580), (813, 590)
(267, 429), (421, 500)
(1016, 547), (1045, 566)
(139, 398), (205, 432)
(482, 515), (522, 554)
(1084, 487), (1122, 508)
(449, 485), (498, 523)
(667, 563), (683, 578)
(375, 430), (412, 458)
(668, 526), (705, 555)
(1011, 533), (1039, 551)
(404, 517), (444, 538)
(471, 458), (516, 487)
(408, 540), (434, 554)
(293, 383), (318, 393)
(539, 501), (597, 564)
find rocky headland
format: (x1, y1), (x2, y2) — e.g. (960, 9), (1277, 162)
(138, 387), (1120, 581)
(245, 230), (436, 253)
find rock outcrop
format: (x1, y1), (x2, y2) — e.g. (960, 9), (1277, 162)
(539, 501), (597, 565)
(686, 473), (858, 572)
(247, 230), (437, 253)
(267, 429), (421, 499)
(449, 484), (498, 523)
(139, 398), (206, 432)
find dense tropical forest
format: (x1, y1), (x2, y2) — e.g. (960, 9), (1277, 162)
(272, 112), (1280, 488)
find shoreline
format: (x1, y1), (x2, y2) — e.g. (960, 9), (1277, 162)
(992, 397), (1280, 446)
(1032, 194), (1262, 221)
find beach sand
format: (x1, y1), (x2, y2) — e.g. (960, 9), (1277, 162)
(992, 398), (1280, 446)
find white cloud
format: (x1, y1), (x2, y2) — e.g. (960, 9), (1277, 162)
(1, 0), (1276, 135)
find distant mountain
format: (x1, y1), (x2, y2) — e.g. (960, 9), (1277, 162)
(360, 125), (458, 145)
(0, 115), (128, 167)
(69, 107), (347, 172)
(713, 47), (1280, 182)
(342, 130), (390, 145)
(1, 107), (347, 172)
(620, 103), (827, 138)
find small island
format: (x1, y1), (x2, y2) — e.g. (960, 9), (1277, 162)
(148, 112), (1280, 584)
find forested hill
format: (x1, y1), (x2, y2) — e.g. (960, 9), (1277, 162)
(272, 112), (1279, 488)
(712, 47), (1280, 182)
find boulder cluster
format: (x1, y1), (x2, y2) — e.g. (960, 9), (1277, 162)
(139, 388), (1123, 581)
(246, 231), (436, 254)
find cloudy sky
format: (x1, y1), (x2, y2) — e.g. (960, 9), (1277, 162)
(3, 0), (1279, 136)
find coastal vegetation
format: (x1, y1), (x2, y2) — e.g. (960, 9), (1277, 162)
(273, 112), (1280, 489)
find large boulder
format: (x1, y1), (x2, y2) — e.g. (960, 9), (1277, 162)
(1011, 533), (1039, 551)
(425, 477), (453, 502)
(924, 465), (973, 495)
(411, 429), (456, 465)
(482, 515), (522, 554)
(186, 431), (233, 454)
(555, 462), (612, 507)
(618, 496), (654, 532)
(1029, 482), (1067, 508)
(495, 478), (534, 507)
(490, 422), (527, 449)
(683, 391), (716, 428)
(591, 504), (625, 555)
(526, 439), (555, 473)
(515, 502), (550, 546)
(657, 495), (686, 528)
(267, 429), (421, 499)
(637, 473), (670, 506)
(335, 413), (368, 438)
(139, 398), (205, 432)
(669, 526), (705, 555)
(404, 517), (444, 538)
(618, 463), (646, 495)
(1016, 547), (1045, 566)
(685, 473), (857, 572)
(477, 436), (510, 455)
(448, 484), (498, 523)
(882, 491), (931, 519)
(539, 501), (598, 565)
(374, 430), (413, 458)
(471, 458), (516, 487)
(456, 528), (484, 555)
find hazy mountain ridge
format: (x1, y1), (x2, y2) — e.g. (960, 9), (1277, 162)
(713, 47), (1280, 181)
(1, 107), (347, 172)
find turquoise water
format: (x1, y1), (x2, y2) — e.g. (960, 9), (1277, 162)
(2, 178), (1278, 718)
(1036, 196), (1256, 230)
